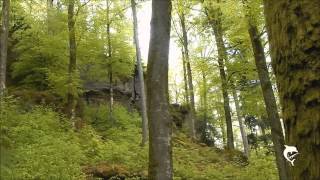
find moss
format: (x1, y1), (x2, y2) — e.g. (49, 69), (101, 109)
(264, 0), (320, 179)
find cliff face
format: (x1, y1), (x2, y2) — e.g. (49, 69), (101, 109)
(82, 78), (138, 109)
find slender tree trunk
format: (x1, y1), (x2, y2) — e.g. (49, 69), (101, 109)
(264, 1), (320, 179)
(232, 88), (249, 157)
(131, 64), (138, 104)
(147, 0), (173, 179)
(247, 20), (288, 180)
(131, 0), (148, 146)
(241, 0), (288, 176)
(204, 5), (234, 149)
(214, 22), (234, 150)
(202, 71), (207, 122)
(219, 113), (226, 147)
(0, 0), (10, 96)
(47, 0), (53, 33)
(106, 0), (113, 121)
(179, 12), (196, 139)
(181, 49), (189, 105)
(67, 0), (77, 120)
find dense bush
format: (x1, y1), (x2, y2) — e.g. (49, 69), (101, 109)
(83, 103), (148, 173)
(0, 97), (85, 179)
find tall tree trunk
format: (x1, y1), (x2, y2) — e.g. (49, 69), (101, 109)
(241, 0), (288, 177)
(181, 49), (189, 105)
(202, 71), (208, 122)
(232, 88), (249, 157)
(47, 0), (53, 33)
(204, 4), (234, 149)
(131, 64), (138, 105)
(219, 113), (226, 146)
(247, 20), (289, 180)
(131, 0), (148, 146)
(214, 20), (234, 150)
(179, 12), (196, 139)
(0, 0), (10, 96)
(264, 1), (320, 179)
(67, 0), (77, 120)
(147, 0), (173, 179)
(106, 0), (113, 121)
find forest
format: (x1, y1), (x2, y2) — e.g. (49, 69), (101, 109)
(0, 0), (319, 180)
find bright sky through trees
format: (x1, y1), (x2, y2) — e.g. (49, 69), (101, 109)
(135, 1), (182, 79)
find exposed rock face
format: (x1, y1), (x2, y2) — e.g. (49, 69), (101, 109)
(170, 104), (192, 129)
(83, 80), (135, 108)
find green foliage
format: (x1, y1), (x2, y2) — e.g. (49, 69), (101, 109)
(172, 133), (278, 180)
(238, 152), (278, 180)
(0, 98), (85, 179)
(3, 1), (283, 179)
(0, 97), (278, 179)
(84, 103), (148, 173)
(9, 0), (135, 100)
(0, 99), (147, 179)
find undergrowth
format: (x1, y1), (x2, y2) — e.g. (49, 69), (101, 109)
(0, 97), (278, 180)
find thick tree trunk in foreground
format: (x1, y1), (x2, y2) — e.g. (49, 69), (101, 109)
(179, 13), (196, 139)
(232, 88), (249, 157)
(67, 0), (77, 120)
(131, 0), (148, 146)
(0, 0), (10, 95)
(247, 22), (288, 180)
(204, 5), (234, 149)
(147, 0), (173, 179)
(264, 1), (320, 179)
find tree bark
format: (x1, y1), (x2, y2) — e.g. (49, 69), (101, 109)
(264, 1), (320, 179)
(179, 12), (196, 139)
(106, 0), (113, 122)
(47, 0), (53, 33)
(147, 0), (173, 179)
(181, 49), (189, 105)
(131, 0), (148, 146)
(0, 0), (10, 95)
(247, 20), (289, 180)
(67, 0), (77, 120)
(232, 88), (249, 157)
(204, 5), (234, 149)
(202, 71), (208, 122)
(241, 1), (289, 177)
(219, 113), (226, 147)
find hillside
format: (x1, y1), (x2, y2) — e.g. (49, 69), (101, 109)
(1, 98), (277, 180)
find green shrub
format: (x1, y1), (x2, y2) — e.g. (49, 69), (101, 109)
(83, 103), (148, 173)
(0, 98), (85, 179)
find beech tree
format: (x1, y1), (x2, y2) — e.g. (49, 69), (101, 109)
(264, 0), (320, 179)
(0, 0), (10, 95)
(67, 0), (77, 120)
(131, 0), (148, 146)
(147, 0), (173, 179)
(242, 1), (289, 179)
(176, 1), (196, 139)
(203, 0), (235, 149)
(232, 87), (249, 157)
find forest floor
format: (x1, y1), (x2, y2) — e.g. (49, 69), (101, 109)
(0, 98), (278, 180)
